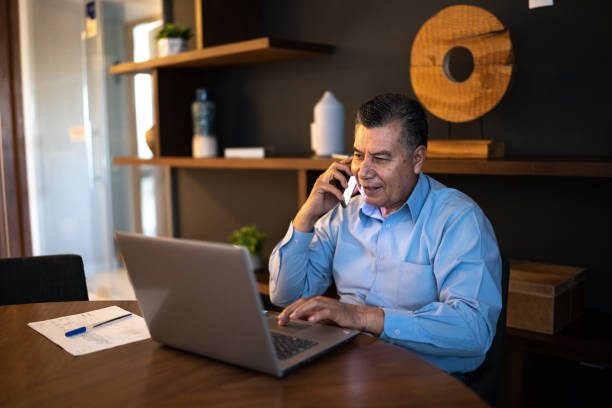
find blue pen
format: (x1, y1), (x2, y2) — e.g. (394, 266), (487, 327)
(65, 313), (133, 337)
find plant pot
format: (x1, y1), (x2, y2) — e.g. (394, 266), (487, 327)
(157, 38), (187, 57)
(249, 254), (262, 271)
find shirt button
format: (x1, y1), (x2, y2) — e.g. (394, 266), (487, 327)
(375, 289), (380, 293)
(379, 255), (384, 260)
(435, 339), (440, 344)
(293, 239), (298, 244)
(394, 329), (400, 335)
(386, 224), (390, 228)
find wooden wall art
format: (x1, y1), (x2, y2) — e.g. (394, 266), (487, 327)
(410, 5), (514, 123)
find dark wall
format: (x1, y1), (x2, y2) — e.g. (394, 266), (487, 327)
(178, 0), (612, 312)
(214, 0), (612, 157)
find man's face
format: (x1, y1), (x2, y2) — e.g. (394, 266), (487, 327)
(351, 121), (423, 217)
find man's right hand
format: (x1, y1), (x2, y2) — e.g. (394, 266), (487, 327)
(293, 157), (353, 232)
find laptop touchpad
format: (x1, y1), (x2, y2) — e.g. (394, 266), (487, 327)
(266, 315), (310, 335)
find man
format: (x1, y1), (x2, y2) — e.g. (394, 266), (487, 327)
(269, 93), (501, 374)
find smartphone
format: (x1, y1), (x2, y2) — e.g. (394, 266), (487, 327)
(341, 176), (357, 208)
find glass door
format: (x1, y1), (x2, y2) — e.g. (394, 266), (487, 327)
(19, 0), (160, 298)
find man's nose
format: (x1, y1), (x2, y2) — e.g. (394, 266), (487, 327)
(356, 157), (374, 179)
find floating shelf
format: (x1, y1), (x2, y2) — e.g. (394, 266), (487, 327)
(114, 156), (333, 170)
(113, 156), (612, 178)
(109, 37), (334, 75)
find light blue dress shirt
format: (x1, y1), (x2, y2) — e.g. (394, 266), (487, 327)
(269, 173), (502, 374)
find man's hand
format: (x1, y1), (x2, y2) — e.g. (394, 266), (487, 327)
(293, 157), (354, 233)
(278, 296), (385, 336)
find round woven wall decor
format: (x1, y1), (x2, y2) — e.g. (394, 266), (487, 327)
(410, 5), (514, 123)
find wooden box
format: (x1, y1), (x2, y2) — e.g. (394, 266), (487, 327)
(507, 260), (587, 334)
(427, 139), (504, 159)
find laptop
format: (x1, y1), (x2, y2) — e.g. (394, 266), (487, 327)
(114, 231), (359, 377)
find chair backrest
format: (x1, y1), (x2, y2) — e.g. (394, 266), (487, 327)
(466, 257), (510, 405)
(0, 255), (88, 306)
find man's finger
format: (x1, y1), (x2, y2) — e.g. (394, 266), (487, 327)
(279, 298), (305, 319)
(307, 308), (332, 324)
(329, 168), (349, 188)
(278, 298), (308, 325)
(289, 297), (332, 320)
(335, 159), (353, 175)
(318, 182), (345, 203)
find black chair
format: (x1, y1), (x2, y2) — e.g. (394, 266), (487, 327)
(465, 257), (510, 406)
(0, 254), (89, 306)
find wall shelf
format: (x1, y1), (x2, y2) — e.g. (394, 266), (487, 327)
(109, 37), (334, 75)
(114, 155), (612, 208)
(113, 156), (612, 178)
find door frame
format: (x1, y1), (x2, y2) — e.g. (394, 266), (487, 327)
(0, 0), (31, 257)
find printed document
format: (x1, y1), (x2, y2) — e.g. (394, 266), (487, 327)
(28, 306), (151, 356)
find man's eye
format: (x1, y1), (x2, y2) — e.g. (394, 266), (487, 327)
(373, 156), (388, 161)
(353, 153), (363, 160)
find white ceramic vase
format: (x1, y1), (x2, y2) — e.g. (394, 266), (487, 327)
(311, 91), (344, 156)
(157, 38), (187, 57)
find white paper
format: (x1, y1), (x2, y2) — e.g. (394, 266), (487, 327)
(28, 306), (151, 356)
(529, 0), (553, 9)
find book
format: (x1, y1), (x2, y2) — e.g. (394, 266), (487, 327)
(224, 147), (265, 159)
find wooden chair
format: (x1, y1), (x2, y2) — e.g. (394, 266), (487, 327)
(465, 257), (510, 405)
(0, 255), (88, 306)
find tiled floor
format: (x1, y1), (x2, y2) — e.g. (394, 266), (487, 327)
(86, 267), (136, 300)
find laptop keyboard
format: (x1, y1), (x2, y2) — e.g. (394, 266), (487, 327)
(271, 332), (318, 360)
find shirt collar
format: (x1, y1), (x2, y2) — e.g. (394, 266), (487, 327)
(359, 173), (430, 221)
(406, 173), (429, 221)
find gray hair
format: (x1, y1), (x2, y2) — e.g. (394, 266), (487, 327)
(355, 93), (428, 152)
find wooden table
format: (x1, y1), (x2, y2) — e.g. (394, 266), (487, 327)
(0, 301), (486, 407)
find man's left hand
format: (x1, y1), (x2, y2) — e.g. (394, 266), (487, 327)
(278, 296), (384, 336)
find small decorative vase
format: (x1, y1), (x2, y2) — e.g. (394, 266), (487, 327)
(249, 254), (262, 271)
(157, 38), (187, 57)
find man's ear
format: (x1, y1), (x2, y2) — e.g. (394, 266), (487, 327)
(412, 145), (427, 174)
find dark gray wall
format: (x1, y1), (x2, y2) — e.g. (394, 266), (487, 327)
(215, 0), (612, 157)
(177, 0), (612, 312)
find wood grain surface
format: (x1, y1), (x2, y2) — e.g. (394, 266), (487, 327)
(109, 37), (334, 75)
(427, 139), (505, 159)
(410, 5), (514, 122)
(113, 156), (612, 178)
(0, 301), (486, 407)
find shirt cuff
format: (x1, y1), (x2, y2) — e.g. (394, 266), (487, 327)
(380, 307), (416, 341)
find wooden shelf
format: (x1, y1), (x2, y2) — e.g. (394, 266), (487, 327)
(113, 156), (612, 178)
(114, 156), (334, 170)
(109, 37), (334, 75)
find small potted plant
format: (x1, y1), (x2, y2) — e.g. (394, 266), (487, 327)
(229, 225), (266, 270)
(156, 23), (191, 57)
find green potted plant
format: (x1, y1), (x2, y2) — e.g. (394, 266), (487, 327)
(229, 225), (266, 270)
(156, 23), (191, 57)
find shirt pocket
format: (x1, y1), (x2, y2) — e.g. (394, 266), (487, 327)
(396, 261), (437, 310)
